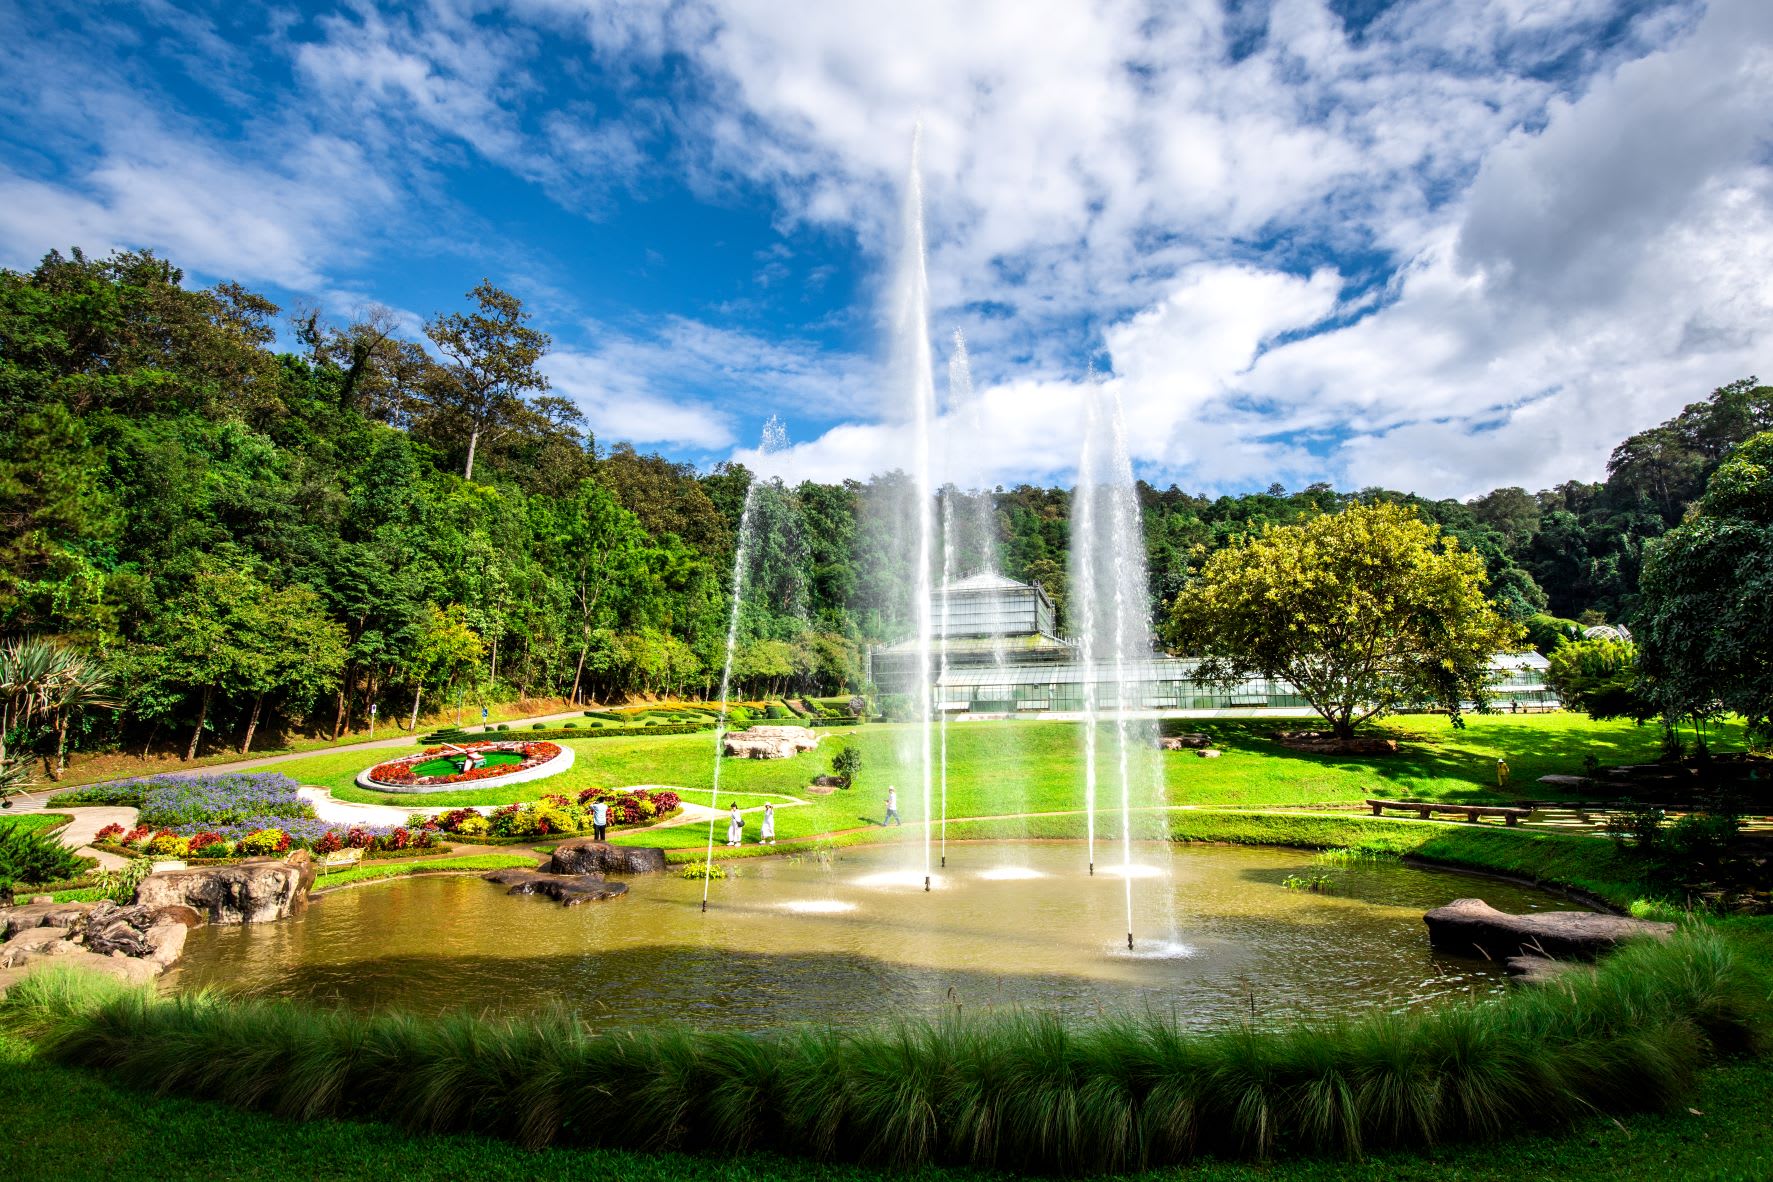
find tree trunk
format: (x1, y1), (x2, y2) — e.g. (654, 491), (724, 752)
(241, 694), (264, 754)
(408, 685), (423, 731)
(331, 680), (347, 740)
(186, 686), (212, 762)
(490, 636), (499, 685)
(463, 426), (481, 481)
(569, 638), (590, 705)
(51, 716), (67, 780)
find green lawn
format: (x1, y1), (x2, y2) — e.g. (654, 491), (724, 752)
(301, 713), (1734, 852)
(0, 813), (70, 836)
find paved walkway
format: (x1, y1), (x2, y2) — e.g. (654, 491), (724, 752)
(11, 805), (136, 870)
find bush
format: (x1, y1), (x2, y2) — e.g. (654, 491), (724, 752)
(86, 857), (154, 904)
(829, 744), (861, 787)
(145, 833), (191, 858)
(234, 829), (290, 856)
(6, 930), (1762, 1172)
(0, 822), (86, 896)
(532, 722), (545, 730)
(497, 723), (509, 731)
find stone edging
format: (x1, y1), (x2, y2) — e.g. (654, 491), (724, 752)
(354, 743), (576, 794)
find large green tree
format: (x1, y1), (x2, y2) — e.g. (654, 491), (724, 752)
(1636, 431), (1773, 738)
(1165, 502), (1521, 738)
(420, 281), (551, 481)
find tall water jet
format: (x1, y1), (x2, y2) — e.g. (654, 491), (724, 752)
(1072, 399), (1102, 877)
(938, 485), (953, 868)
(699, 417), (791, 909)
(888, 125), (940, 893)
(1072, 382), (1165, 948)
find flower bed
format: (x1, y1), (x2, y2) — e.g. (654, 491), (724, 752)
(362, 741), (569, 792)
(95, 819), (442, 861)
(424, 788), (681, 840)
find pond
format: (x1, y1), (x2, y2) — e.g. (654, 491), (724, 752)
(166, 841), (1576, 1031)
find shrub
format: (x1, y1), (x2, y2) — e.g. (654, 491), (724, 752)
(680, 861), (726, 879)
(532, 722), (546, 730)
(188, 835), (231, 859)
(121, 826), (151, 846)
(93, 823), (125, 843)
(830, 744), (862, 787)
(497, 723), (509, 731)
(0, 822), (86, 895)
(313, 831), (344, 856)
(234, 829), (290, 856)
(146, 833), (191, 858)
(346, 827), (373, 850)
(86, 857), (155, 903)
(564, 722), (578, 729)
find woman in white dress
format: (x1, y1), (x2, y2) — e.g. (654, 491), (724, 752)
(726, 803), (743, 847)
(758, 802), (775, 845)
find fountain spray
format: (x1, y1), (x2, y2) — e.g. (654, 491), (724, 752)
(894, 123), (939, 892)
(938, 489), (952, 869)
(1105, 391), (1138, 950)
(1072, 397), (1101, 877)
(698, 418), (787, 911)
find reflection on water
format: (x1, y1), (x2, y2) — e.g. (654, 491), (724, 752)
(166, 842), (1570, 1031)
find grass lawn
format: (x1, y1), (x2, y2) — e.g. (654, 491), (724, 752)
(301, 713), (1742, 851)
(0, 813), (71, 836)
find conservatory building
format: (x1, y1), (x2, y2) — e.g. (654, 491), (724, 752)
(867, 573), (1558, 719)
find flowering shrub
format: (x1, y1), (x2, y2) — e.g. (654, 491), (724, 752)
(123, 825), (152, 846)
(188, 832), (228, 857)
(235, 829), (291, 856)
(369, 762), (418, 786)
(146, 832), (191, 857)
(314, 830), (344, 855)
(579, 788), (681, 826)
(94, 823), (126, 843)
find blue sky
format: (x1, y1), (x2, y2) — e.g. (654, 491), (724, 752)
(4, 0), (1771, 497)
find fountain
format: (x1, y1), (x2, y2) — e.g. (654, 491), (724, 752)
(1071, 381), (1167, 950)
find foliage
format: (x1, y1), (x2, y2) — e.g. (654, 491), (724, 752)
(2, 930), (1763, 1172)
(829, 743), (862, 787)
(1545, 637), (1654, 722)
(1166, 503), (1522, 737)
(1604, 805), (1753, 897)
(1637, 431), (1773, 738)
(87, 856), (155, 903)
(0, 821), (85, 895)
(679, 860), (726, 879)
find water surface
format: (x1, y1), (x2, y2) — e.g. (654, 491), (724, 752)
(168, 841), (1572, 1031)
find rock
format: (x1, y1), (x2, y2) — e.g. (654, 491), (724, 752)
(143, 922), (187, 969)
(1424, 898), (1674, 961)
(1275, 731), (1399, 756)
(482, 867), (629, 905)
(810, 774), (847, 788)
(0, 925), (75, 968)
(722, 725), (819, 760)
(135, 856), (314, 925)
(1505, 954), (1582, 985)
(149, 904), (205, 929)
(548, 840), (667, 876)
(1197, 748), (1222, 758)
(0, 901), (91, 940)
(1159, 734), (1212, 750)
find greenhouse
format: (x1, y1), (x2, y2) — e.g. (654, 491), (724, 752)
(869, 575), (1558, 718)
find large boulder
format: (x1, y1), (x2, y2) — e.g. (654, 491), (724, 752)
(1159, 734), (1213, 751)
(0, 900), (91, 940)
(722, 725), (819, 760)
(548, 840), (667, 876)
(1424, 898), (1674, 961)
(135, 854), (315, 925)
(1275, 731), (1399, 756)
(483, 867), (628, 905)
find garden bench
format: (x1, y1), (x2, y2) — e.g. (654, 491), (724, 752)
(317, 847), (365, 875)
(1365, 799), (1531, 826)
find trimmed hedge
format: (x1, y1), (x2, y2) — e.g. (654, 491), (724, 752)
(419, 723), (712, 745)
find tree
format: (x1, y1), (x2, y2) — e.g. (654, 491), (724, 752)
(140, 570), (278, 761)
(421, 281), (551, 481)
(1165, 503), (1521, 738)
(0, 636), (113, 787)
(405, 603), (485, 729)
(830, 743), (861, 788)
(236, 584), (348, 754)
(1636, 431), (1773, 739)
(1545, 638), (1653, 722)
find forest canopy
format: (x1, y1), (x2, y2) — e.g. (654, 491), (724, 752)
(1, 248), (1767, 765)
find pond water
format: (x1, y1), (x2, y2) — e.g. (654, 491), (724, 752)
(166, 841), (1574, 1031)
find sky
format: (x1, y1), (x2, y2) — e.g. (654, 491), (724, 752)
(3, 0), (1771, 499)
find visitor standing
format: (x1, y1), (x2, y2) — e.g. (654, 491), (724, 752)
(1496, 756), (1511, 790)
(759, 802), (776, 845)
(591, 798), (609, 841)
(727, 802), (744, 846)
(884, 785), (901, 827)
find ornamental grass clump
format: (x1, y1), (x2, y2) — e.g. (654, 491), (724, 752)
(2, 930), (1764, 1173)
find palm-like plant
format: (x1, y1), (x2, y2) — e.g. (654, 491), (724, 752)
(0, 636), (115, 790)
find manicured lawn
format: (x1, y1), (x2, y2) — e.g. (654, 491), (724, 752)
(311, 853), (536, 890)
(0, 813), (71, 836)
(303, 714), (1737, 851)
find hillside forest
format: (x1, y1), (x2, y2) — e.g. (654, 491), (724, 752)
(3, 249), (1770, 765)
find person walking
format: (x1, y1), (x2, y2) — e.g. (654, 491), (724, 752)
(759, 802), (776, 845)
(590, 798), (609, 842)
(1496, 756), (1511, 790)
(726, 802), (744, 847)
(884, 785), (901, 827)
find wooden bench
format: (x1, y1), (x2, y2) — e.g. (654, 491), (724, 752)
(316, 847), (365, 876)
(1366, 799), (1531, 826)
